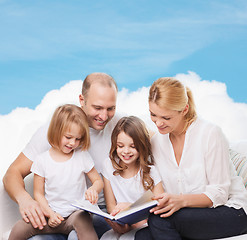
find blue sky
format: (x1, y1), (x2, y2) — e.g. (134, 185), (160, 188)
(0, 0), (247, 115)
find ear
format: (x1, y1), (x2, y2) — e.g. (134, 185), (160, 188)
(79, 94), (85, 108)
(182, 104), (189, 116)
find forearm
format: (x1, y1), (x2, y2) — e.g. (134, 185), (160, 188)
(181, 193), (213, 208)
(3, 167), (32, 204)
(91, 179), (104, 194)
(34, 192), (53, 216)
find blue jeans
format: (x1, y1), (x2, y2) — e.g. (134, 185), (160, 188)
(135, 206), (247, 240)
(28, 234), (67, 240)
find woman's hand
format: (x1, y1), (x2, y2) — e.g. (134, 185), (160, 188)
(48, 212), (64, 228)
(85, 187), (99, 205)
(150, 193), (185, 218)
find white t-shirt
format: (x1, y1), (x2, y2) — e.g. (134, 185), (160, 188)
(31, 149), (94, 217)
(151, 118), (247, 213)
(23, 113), (123, 205)
(102, 158), (162, 203)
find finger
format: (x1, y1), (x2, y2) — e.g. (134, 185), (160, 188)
(29, 208), (47, 230)
(21, 211), (30, 224)
(153, 205), (172, 215)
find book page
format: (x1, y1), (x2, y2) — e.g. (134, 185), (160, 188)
(129, 189), (154, 208)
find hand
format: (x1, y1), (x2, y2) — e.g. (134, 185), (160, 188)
(150, 193), (184, 218)
(19, 196), (47, 229)
(105, 218), (132, 234)
(111, 202), (131, 216)
(48, 212), (64, 228)
(85, 187), (99, 205)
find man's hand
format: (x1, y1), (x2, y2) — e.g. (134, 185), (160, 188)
(19, 196), (47, 229)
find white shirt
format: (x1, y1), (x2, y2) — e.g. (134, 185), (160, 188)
(23, 113), (123, 205)
(31, 149), (94, 217)
(102, 158), (162, 203)
(151, 118), (247, 213)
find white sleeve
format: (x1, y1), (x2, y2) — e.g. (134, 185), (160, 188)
(30, 155), (46, 177)
(203, 125), (231, 207)
(82, 151), (95, 173)
(22, 122), (51, 162)
(150, 165), (162, 186)
(101, 158), (114, 180)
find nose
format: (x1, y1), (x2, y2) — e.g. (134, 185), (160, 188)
(123, 146), (130, 154)
(155, 119), (164, 128)
(69, 138), (76, 146)
(99, 109), (108, 121)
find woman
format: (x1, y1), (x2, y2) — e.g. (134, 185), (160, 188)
(135, 77), (247, 239)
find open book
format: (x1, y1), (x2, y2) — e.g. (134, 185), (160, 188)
(72, 190), (157, 225)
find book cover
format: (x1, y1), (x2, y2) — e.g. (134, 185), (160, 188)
(72, 190), (157, 225)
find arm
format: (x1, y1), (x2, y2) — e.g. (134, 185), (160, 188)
(103, 176), (132, 234)
(2, 152), (47, 229)
(85, 167), (104, 204)
(151, 192), (212, 218)
(34, 174), (64, 228)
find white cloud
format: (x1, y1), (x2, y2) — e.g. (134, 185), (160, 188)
(1, 72), (247, 178)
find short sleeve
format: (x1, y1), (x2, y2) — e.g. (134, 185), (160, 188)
(80, 150), (95, 173)
(150, 165), (162, 186)
(101, 158), (114, 180)
(31, 155), (46, 177)
(23, 122), (51, 162)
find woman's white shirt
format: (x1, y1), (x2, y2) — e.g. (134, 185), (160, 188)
(151, 118), (247, 213)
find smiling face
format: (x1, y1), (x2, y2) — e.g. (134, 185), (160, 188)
(116, 131), (140, 167)
(80, 82), (117, 131)
(59, 123), (82, 154)
(149, 101), (187, 135)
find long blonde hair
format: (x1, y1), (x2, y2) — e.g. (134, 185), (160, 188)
(110, 116), (155, 191)
(47, 104), (90, 151)
(149, 77), (197, 133)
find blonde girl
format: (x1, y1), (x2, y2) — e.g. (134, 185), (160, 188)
(9, 104), (103, 240)
(101, 116), (164, 240)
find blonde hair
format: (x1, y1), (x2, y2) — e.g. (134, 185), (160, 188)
(48, 104), (90, 151)
(149, 77), (197, 133)
(110, 116), (155, 191)
(82, 72), (118, 100)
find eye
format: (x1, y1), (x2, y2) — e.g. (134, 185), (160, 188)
(65, 136), (71, 139)
(117, 144), (123, 148)
(162, 117), (171, 120)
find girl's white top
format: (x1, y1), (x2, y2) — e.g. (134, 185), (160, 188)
(102, 158), (162, 203)
(31, 149), (94, 217)
(151, 118), (247, 213)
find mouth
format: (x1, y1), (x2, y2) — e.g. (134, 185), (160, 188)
(95, 118), (107, 126)
(121, 155), (133, 160)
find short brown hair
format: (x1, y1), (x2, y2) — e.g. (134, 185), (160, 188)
(47, 104), (90, 151)
(82, 72), (118, 99)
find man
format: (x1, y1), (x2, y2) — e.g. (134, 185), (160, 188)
(3, 72), (121, 239)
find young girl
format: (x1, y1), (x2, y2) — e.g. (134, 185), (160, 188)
(9, 104), (104, 240)
(100, 116), (164, 240)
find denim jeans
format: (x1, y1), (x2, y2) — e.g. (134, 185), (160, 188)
(28, 234), (67, 240)
(135, 206), (247, 240)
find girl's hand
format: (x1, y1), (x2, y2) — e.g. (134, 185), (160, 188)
(105, 218), (132, 234)
(48, 212), (64, 228)
(150, 193), (185, 218)
(111, 202), (131, 216)
(85, 187), (99, 205)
